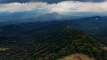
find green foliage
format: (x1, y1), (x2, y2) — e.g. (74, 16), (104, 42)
(0, 24), (106, 60)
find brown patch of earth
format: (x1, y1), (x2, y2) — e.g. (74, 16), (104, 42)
(60, 54), (95, 60)
(102, 47), (107, 51)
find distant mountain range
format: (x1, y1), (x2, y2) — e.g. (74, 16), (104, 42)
(0, 11), (104, 24)
(70, 16), (107, 30)
(0, 12), (63, 23)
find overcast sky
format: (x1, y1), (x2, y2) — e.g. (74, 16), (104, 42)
(0, 0), (107, 16)
(0, 0), (106, 3)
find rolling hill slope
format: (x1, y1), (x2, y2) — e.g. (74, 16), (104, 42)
(0, 22), (106, 60)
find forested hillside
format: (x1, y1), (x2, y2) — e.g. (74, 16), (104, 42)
(0, 22), (107, 60)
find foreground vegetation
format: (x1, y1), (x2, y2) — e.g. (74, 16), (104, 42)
(0, 22), (107, 60)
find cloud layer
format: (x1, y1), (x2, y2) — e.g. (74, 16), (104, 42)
(0, 0), (106, 3)
(0, 0), (107, 17)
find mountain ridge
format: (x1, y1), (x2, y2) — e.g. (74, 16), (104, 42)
(0, 22), (107, 60)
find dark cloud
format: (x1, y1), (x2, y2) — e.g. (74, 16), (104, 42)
(78, 0), (106, 2)
(0, 0), (106, 3)
(33, 0), (106, 3)
(0, 0), (30, 3)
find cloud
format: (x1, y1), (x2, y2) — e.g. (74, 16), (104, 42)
(0, 1), (107, 15)
(0, 0), (106, 3)
(0, 0), (30, 3)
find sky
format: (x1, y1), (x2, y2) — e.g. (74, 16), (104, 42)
(0, 0), (106, 3)
(0, 0), (107, 16)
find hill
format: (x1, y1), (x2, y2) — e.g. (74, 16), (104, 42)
(64, 16), (107, 44)
(0, 22), (107, 60)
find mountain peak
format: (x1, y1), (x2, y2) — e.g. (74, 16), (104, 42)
(51, 12), (59, 15)
(45, 12), (61, 16)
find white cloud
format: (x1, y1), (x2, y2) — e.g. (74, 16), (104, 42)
(0, 1), (107, 14)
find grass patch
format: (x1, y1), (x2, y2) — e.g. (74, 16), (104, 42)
(0, 47), (9, 52)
